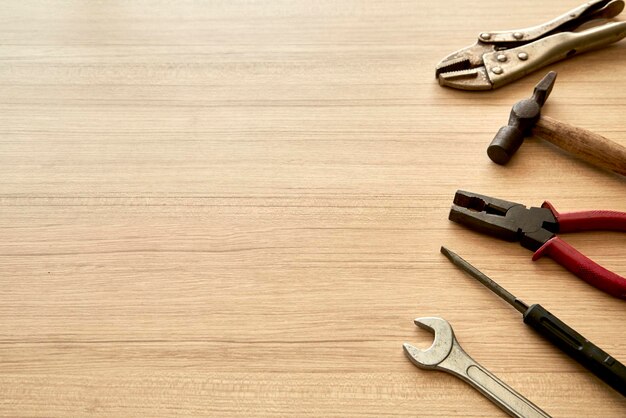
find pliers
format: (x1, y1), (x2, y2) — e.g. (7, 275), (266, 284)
(449, 190), (626, 299)
(436, 0), (626, 90)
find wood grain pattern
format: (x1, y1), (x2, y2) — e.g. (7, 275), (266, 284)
(0, 0), (625, 416)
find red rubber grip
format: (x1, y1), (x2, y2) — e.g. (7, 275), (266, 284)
(542, 201), (626, 232)
(533, 236), (626, 299)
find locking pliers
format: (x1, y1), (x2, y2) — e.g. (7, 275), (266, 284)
(436, 0), (626, 90)
(449, 190), (626, 299)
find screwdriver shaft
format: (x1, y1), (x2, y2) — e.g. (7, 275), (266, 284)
(440, 246), (529, 313)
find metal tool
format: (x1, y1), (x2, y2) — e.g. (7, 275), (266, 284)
(403, 317), (551, 418)
(441, 246), (626, 397)
(449, 190), (626, 299)
(436, 0), (626, 90)
(487, 71), (626, 176)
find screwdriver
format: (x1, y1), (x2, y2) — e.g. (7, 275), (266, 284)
(440, 246), (626, 397)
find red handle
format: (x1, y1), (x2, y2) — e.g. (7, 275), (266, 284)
(533, 236), (626, 299)
(542, 201), (626, 232)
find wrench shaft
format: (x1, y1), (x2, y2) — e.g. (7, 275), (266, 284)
(439, 343), (551, 418)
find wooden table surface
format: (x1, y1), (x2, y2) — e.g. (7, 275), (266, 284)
(1, 1), (625, 416)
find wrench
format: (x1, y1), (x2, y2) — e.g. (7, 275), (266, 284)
(403, 317), (551, 418)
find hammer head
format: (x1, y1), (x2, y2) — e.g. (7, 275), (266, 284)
(487, 72), (557, 164)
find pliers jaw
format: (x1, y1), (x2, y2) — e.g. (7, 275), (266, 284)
(449, 190), (558, 251)
(435, 43), (496, 90)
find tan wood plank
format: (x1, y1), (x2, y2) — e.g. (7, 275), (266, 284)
(1, 0), (625, 416)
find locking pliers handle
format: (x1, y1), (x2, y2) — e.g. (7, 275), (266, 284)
(479, 0), (623, 43)
(483, 21), (626, 89)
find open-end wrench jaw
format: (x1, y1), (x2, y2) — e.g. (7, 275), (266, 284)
(403, 316), (553, 417)
(402, 317), (455, 369)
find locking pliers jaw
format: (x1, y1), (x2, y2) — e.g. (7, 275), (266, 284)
(435, 44), (496, 90)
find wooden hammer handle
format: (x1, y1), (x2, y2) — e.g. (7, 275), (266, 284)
(533, 115), (626, 176)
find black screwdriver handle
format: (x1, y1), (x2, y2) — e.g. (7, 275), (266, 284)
(523, 304), (626, 397)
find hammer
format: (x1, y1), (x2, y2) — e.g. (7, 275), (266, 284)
(487, 71), (626, 176)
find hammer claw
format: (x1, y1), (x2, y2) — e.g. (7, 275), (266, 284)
(531, 72), (557, 107)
